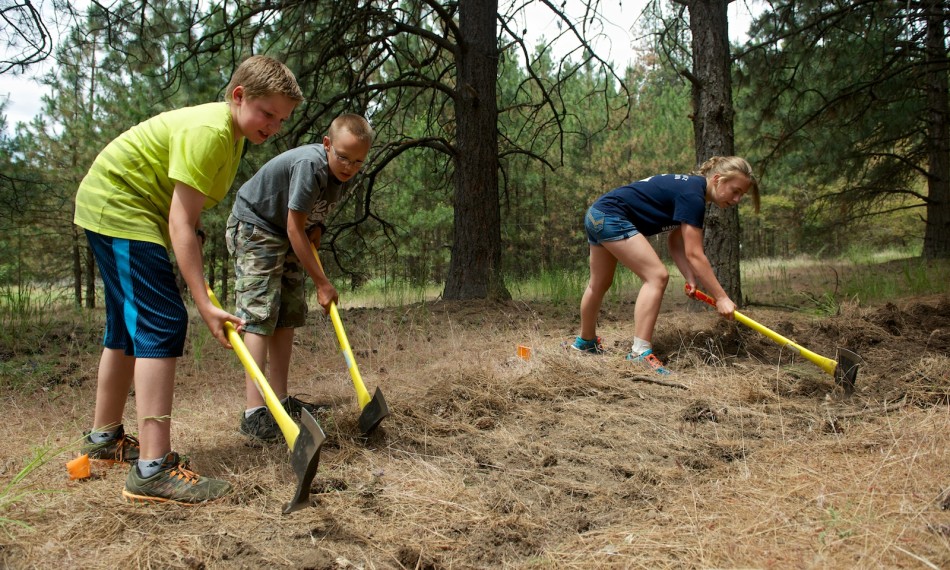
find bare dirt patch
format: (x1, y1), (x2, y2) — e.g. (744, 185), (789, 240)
(1, 293), (948, 568)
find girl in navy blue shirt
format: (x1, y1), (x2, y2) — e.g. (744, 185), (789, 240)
(572, 156), (759, 375)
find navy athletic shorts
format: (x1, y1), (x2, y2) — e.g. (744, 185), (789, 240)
(85, 230), (188, 358)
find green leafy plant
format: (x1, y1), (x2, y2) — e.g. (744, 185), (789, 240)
(800, 291), (842, 316)
(818, 505), (855, 545)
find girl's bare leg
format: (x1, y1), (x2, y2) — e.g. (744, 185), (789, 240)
(601, 234), (669, 344)
(580, 244), (618, 340)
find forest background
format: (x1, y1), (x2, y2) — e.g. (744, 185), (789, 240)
(0, 0), (947, 306)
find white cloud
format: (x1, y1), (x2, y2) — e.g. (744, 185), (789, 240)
(1, 70), (51, 131)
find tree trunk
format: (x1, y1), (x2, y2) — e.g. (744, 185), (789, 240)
(923, 0), (950, 259)
(83, 37), (98, 309)
(84, 243), (95, 309)
(687, 0), (742, 303)
(72, 227), (82, 306)
(443, 0), (510, 300)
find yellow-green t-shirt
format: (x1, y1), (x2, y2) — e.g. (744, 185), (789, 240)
(74, 102), (245, 247)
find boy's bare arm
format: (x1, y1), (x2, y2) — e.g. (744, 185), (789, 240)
(168, 182), (244, 347)
(287, 209), (338, 312)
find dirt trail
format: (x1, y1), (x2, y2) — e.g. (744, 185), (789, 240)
(1, 294), (948, 568)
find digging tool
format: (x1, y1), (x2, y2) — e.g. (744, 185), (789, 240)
(310, 244), (390, 435)
(686, 285), (862, 396)
(206, 285), (325, 514)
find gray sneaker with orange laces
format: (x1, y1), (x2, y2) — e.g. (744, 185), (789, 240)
(82, 425), (140, 464)
(122, 452), (232, 505)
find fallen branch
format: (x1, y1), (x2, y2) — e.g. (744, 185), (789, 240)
(622, 375), (689, 390)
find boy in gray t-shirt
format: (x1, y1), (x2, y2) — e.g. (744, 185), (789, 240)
(226, 114), (374, 442)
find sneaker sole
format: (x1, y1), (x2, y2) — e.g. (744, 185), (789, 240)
(565, 340), (607, 355)
(122, 489), (230, 506)
(569, 346), (606, 355)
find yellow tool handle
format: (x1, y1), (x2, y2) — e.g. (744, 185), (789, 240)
(206, 285), (300, 448)
(310, 244), (373, 409)
(688, 285), (838, 376)
(731, 312), (837, 376)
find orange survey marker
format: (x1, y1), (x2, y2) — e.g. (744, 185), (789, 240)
(66, 454), (91, 480)
(517, 345), (532, 360)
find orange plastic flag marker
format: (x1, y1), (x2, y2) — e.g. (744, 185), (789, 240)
(517, 345), (532, 360)
(66, 454), (91, 480)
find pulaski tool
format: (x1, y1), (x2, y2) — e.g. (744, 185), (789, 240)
(207, 285), (325, 514)
(687, 285), (862, 396)
(311, 244), (390, 436)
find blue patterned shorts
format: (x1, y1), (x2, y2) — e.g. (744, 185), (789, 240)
(85, 231), (188, 357)
(584, 206), (639, 245)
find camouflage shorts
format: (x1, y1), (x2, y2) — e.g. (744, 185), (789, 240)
(226, 216), (308, 335)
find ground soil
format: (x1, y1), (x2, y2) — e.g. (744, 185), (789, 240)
(0, 289), (948, 569)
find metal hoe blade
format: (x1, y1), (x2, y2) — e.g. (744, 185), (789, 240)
(283, 408), (326, 514)
(834, 348), (863, 397)
(358, 387), (391, 436)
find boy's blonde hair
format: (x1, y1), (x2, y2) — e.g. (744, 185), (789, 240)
(225, 55), (303, 103)
(328, 114), (375, 144)
(695, 155), (760, 213)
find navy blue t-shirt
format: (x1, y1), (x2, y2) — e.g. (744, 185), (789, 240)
(591, 174), (707, 236)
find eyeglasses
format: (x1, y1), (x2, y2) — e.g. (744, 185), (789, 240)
(329, 145), (364, 168)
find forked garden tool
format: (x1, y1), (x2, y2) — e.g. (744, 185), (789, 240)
(686, 285), (863, 396)
(311, 244), (390, 435)
(206, 285), (325, 514)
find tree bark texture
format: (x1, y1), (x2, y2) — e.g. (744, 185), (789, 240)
(84, 244), (95, 309)
(444, 0), (510, 300)
(72, 227), (82, 306)
(688, 0), (742, 303)
(923, 0), (950, 259)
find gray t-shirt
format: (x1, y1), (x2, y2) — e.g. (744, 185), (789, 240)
(231, 144), (345, 235)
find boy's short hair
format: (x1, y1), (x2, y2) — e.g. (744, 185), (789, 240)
(328, 114), (375, 145)
(225, 55), (303, 103)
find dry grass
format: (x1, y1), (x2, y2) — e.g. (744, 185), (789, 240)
(0, 292), (948, 569)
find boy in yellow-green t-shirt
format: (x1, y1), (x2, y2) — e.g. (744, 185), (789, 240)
(73, 55), (302, 505)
